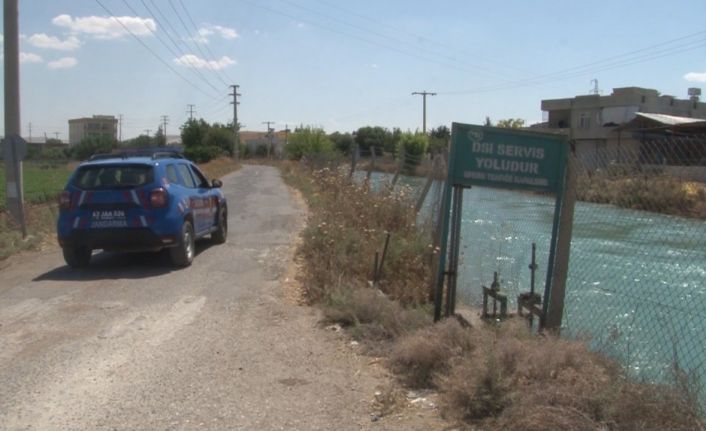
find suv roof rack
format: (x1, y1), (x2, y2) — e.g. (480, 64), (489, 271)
(88, 148), (184, 161)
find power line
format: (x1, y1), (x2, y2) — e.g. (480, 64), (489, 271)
(122, 0), (223, 95)
(438, 30), (706, 96)
(147, 0), (231, 88)
(310, 0), (545, 81)
(94, 0), (221, 101)
(235, 0), (499, 79)
(277, 0), (517, 81)
(168, 0), (235, 86)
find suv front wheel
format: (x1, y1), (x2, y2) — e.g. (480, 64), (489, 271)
(170, 220), (195, 267)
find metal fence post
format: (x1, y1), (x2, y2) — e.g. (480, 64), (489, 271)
(543, 153), (577, 332)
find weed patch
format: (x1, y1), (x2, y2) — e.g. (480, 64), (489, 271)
(282, 164), (432, 305)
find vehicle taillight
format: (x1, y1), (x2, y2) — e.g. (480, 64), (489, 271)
(59, 191), (71, 211)
(150, 188), (168, 208)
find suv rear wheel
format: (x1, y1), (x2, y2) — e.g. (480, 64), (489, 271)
(63, 246), (92, 268)
(170, 220), (195, 267)
(212, 207), (227, 244)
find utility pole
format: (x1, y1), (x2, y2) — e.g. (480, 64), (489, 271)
(53, 132), (60, 139)
(262, 121), (274, 158)
(144, 129), (152, 136)
(160, 115), (169, 145)
(186, 104), (196, 121)
(230, 85), (241, 159)
(3, 0), (27, 237)
(284, 124), (290, 147)
(590, 79), (601, 95)
(412, 90), (437, 134)
(28, 122), (32, 142)
(118, 114), (123, 142)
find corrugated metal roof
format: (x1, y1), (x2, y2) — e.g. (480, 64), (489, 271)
(635, 112), (705, 125)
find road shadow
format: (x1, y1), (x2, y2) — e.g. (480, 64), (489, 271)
(33, 241), (215, 282)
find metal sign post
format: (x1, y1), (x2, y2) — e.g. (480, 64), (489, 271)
(434, 123), (569, 325)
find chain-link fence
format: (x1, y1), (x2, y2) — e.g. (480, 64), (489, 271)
(564, 134), (706, 392)
(321, 134), (706, 402)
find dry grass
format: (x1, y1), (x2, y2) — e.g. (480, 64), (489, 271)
(386, 318), (706, 430)
(282, 164), (432, 305)
(389, 318), (477, 388)
(323, 286), (431, 355)
(0, 202), (59, 260)
(198, 157), (241, 180)
(577, 173), (706, 219)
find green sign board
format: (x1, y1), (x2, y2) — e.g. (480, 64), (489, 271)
(450, 123), (568, 193)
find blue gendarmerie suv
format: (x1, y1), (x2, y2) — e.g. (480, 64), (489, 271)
(57, 150), (227, 268)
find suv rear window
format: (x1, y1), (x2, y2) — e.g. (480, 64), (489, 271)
(72, 164), (154, 190)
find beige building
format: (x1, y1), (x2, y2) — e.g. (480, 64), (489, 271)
(68, 115), (118, 146)
(540, 87), (706, 169)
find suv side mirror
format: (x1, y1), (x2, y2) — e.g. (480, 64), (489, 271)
(211, 179), (223, 188)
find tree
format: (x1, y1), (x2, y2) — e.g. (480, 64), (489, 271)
(122, 134), (154, 148)
(45, 138), (63, 146)
(383, 127), (402, 155)
(428, 125), (450, 154)
(203, 126), (234, 156)
(495, 118), (526, 129)
(284, 126), (333, 160)
(396, 132), (427, 172)
(180, 118), (224, 162)
(180, 118), (210, 149)
(329, 131), (354, 155)
(71, 136), (116, 160)
(354, 126), (386, 154)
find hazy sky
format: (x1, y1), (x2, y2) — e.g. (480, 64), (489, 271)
(2, 0), (706, 140)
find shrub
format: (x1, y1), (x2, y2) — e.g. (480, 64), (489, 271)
(184, 145), (223, 163)
(284, 126), (334, 160)
(389, 318), (477, 388)
(294, 170), (431, 304)
(71, 136), (116, 160)
(396, 132), (427, 173)
(323, 286), (430, 343)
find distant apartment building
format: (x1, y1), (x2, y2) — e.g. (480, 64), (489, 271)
(68, 115), (118, 146)
(540, 87), (706, 169)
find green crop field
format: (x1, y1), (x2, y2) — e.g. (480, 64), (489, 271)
(0, 162), (72, 210)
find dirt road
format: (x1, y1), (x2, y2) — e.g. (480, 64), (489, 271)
(0, 165), (443, 430)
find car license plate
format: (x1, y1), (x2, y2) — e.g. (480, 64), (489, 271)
(90, 210), (127, 228)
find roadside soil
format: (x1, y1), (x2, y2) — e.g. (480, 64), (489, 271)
(0, 165), (447, 430)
